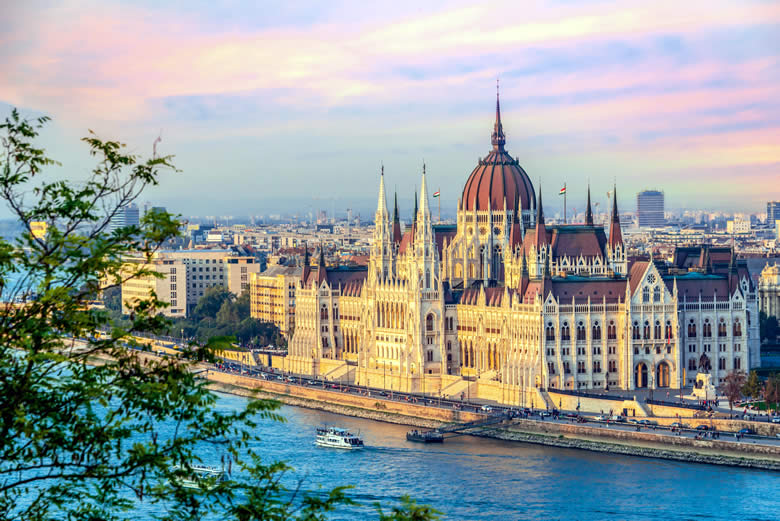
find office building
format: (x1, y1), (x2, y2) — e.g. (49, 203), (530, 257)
(637, 190), (665, 228)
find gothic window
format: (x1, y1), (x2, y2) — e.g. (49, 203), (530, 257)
(426, 313), (434, 332)
(561, 322), (570, 341)
(654, 321), (661, 339)
(427, 350), (433, 362)
(547, 362), (556, 375)
(718, 319), (727, 337)
(592, 322), (601, 340)
(608, 321), (617, 340)
(643, 287), (650, 303)
(688, 358), (697, 371)
(632, 322), (640, 340)
(703, 319), (712, 338)
(564, 361), (571, 374)
(718, 357), (726, 370)
(577, 322), (586, 341)
(546, 322), (555, 341)
(643, 321), (651, 340)
(666, 321), (673, 340)
(734, 357), (741, 370)
(593, 361), (601, 373)
(733, 320), (742, 337)
(688, 319), (696, 338)
(653, 286), (661, 302)
(320, 305), (328, 320)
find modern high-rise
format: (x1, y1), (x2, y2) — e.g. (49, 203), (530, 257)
(768, 201), (780, 225)
(109, 203), (140, 232)
(637, 190), (665, 228)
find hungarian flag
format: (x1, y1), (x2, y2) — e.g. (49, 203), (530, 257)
(432, 191), (440, 198)
(559, 186), (566, 195)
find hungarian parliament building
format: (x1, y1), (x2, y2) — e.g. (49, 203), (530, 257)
(286, 93), (760, 404)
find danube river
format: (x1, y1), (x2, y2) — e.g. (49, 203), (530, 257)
(151, 392), (777, 521)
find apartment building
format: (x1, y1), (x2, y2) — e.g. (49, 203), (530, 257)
(250, 265), (300, 338)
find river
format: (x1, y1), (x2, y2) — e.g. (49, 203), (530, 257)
(153, 392), (778, 521)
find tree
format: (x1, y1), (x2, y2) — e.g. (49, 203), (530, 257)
(742, 370), (761, 400)
(762, 374), (780, 413)
(760, 311), (779, 342)
(719, 371), (746, 415)
(193, 286), (234, 320)
(0, 110), (435, 521)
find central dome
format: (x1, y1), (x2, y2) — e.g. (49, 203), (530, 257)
(461, 92), (535, 214)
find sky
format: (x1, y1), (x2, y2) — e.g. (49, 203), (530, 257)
(1, 0), (779, 220)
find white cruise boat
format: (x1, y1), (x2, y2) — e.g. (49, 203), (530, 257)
(171, 464), (226, 490)
(315, 427), (364, 449)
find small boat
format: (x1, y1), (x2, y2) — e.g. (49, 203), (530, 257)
(315, 426), (364, 449)
(406, 429), (444, 443)
(171, 464), (226, 490)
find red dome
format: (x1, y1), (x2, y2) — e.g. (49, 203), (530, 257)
(461, 91), (535, 214)
(462, 149), (535, 213)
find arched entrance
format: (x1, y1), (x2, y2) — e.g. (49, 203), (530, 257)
(656, 362), (670, 388)
(635, 363), (648, 388)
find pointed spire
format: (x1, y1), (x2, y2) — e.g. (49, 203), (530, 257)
(585, 184), (593, 226)
(392, 191), (402, 245)
(376, 164), (388, 218)
(301, 242), (310, 283)
(491, 79), (506, 151)
(534, 187), (548, 248)
(608, 185), (623, 248)
(413, 190), (418, 225)
(316, 242), (327, 285)
(419, 162), (430, 220)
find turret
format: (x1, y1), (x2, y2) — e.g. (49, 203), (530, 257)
(392, 192), (402, 246)
(585, 184), (593, 226)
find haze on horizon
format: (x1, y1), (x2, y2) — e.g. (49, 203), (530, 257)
(1, 0), (778, 220)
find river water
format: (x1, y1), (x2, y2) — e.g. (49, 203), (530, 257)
(161, 392), (778, 521)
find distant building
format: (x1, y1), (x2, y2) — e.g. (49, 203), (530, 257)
(727, 219), (751, 234)
(759, 263), (780, 324)
(249, 264), (301, 338)
(637, 190), (665, 228)
(224, 256), (261, 296)
(109, 203), (140, 232)
(120, 254), (186, 318)
(30, 221), (48, 239)
(767, 201), (780, 225)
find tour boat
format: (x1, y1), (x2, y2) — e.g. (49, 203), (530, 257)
(406, 429), (444, 443)
(315, 426), (364, 449)
(171, 464), (226, 490)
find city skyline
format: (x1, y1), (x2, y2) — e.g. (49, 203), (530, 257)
(1, 0), (778, 218)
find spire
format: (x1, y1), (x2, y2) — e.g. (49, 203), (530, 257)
(534, 187), (548, 247)
(419, 163), (430, 220)
(608, 185), (623, 248)
(301, 242), (310, 283)
(392, 191), (402, 245)
(585, 184), (593, 226)
(376, 164), (388, 218)
(316, 242), (328, 284)
(491, 79), (506, 151)
(413, 190), (418, 225)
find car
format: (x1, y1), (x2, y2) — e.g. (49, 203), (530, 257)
(738, 428), (756, 436)
(539, 411), (551, 417)
(771, 417), (780, 424)
(670, 422), (689, 429)
(695, 425), (709, 431)
(594, 414), (609, 421)
(481, 405), (493, 412)
(610, 415), (627, 423)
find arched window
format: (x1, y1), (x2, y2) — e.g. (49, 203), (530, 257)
(426, 313), (434, 332)
(592, 322), (601, 340)
(561, 322), (570, 341)
(577, 322), (586, 341)
(632, 321), (640, 340)
(643, 287), (650, 303)
(653, 286), (661, 302)
(733, 319), (742, 337)
(320, 305), (328, 320)
(546, 322), (555, 341)
(718, 319), (727, 337)
(703, 319), (712, 338)
(688, 358), (697, 371)
(688, 319), (696, 338)
(608, 321), (617, 340)
(654, 320), (661, 339)
(643, 321), (651, 340)
(666, 320), (673, 340)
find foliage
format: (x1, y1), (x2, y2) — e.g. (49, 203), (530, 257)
(762, 373), (780, 412)
(0, 110), (436, 521)
(376, 496), (442, 521)
(742, 371), (761, 400)
(718, 371), (746, 413)
(760, 311), (778, 342)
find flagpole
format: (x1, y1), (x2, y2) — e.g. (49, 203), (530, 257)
(564, 182), (567, 224)
(438, 187), (441, 224)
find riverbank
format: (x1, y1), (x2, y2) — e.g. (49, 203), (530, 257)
(206, 372), (780, 471)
